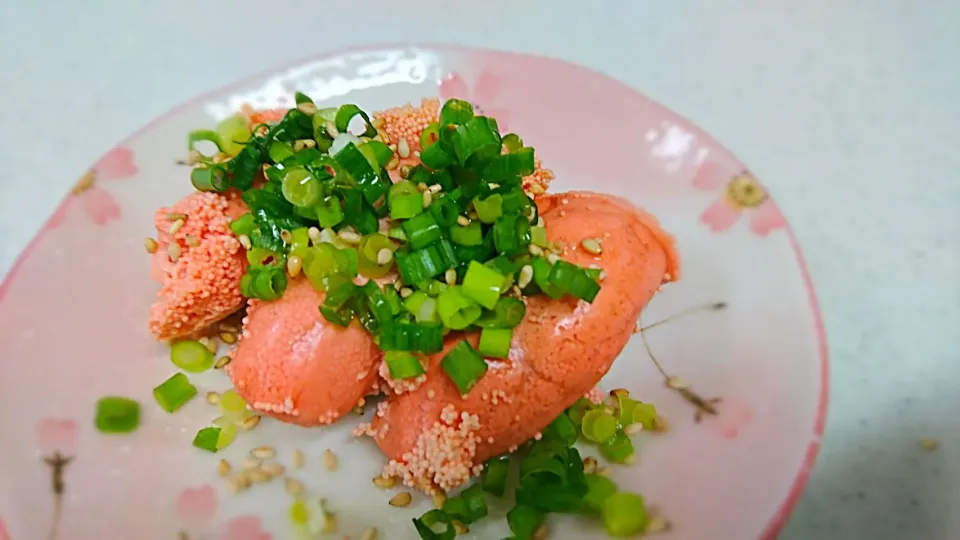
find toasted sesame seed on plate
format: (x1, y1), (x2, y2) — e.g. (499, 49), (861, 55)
(389, 492), (413, 507)
(373, 475), (397, 489)
(251, 446), (276, 460)
(217, 459), (231, 477)
(144, 237), (158, 254)
(293, 449), (305, 468)
(360, 527), (378, 540)
(323, 449), (337, 471)
(581, 238), (602, 255)
(284, 476), (305, 496)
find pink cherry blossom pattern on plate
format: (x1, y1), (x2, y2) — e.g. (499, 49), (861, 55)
(176, 485), (218, 525)
(693, 162), (786, 236)
(36, 418), (78, 456)
(702, 397), (755, 440)
(47, 146), (138, 229)
(0, 516), (9, 540)
(438, 71), (511, 132)
(219, 516), (271, 540)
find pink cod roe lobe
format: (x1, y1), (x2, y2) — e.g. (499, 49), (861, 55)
(148, 191), (249, 340)
(226, 277), (382, 426)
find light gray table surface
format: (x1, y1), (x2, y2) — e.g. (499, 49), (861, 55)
(1, 1), (957, 538)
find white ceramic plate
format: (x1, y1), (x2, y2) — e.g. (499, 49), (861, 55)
(0, 44), (827, 540)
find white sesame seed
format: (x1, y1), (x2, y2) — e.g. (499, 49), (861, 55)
(432, 491), (447, 509)
(389, 492), (413, 507)
(205, 391), (220, 405)
(386, 155), (399, 170)
(168, 243), (182, 262)
(445, 268), (457, 286)
(518, 265), (533, 288)
(144, 237), (158, 254)
(453, 521), (469, 535)
(284, 476), (305, 496)
(360, 527), (378, 540)
(377, 249), (393, 265)
(646, 514), (671, 534)
(400, 287), (413, 298)
(422, 190), (433, 208)
(165, 212), (187, 221)
(488, 183), (500, 190)
(287, 255), (303, 277)
(624, 423), (644, 436)
(168, 219), (185, 236)
(456, 215), (470, 227)
(241, 457), (261, 470)
(325, 121), (339, 137)
(251, 446), (276, 460)
(429, 184), (442, 193)
(323, 449), (337, 471)
(528, 244), (544, 256)
(582, 456), (597, 474)
(581, 238), (602, 255)
(397, 137), (411, 158)
(217, 459), (231, 477)
(338, 230), (362, 244)
(296, 102), (317, 115)
(262, 462), (286, 478)
(185, 234), (199, 247)
(373, 475), (397, 489)
(214, 355), (231, 369)
(308, 227), (322, 243)
(546, 252), (560, 264)
(238, 234), (252, 250)
(537, 217), (545, 227)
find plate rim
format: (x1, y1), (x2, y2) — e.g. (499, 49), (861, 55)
(0, 42), (829, 539)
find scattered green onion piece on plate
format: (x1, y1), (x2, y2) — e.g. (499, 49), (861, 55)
(542, 411), (579, 447)
(412, 509), (455, 540)
(531, 257), (564, 299)
(440, 341), (487, 395)
(461, 261), (505, 309)
(190, 166), (228, 193)
(548, 260), (600, 303)
(630, 401), (659, 430)
(192, 426), (222, 453)
(153, 373), (197, 413)
(443, 483), (487, 524)
(583, 474), (618, 512)
(506, 505), (544, 540)
(214, 114), (252, 157)
(566, 397), (593, 426)
(601, 492), (649, 537)
(187, 129), (223, 156)
(385, 351), (425, 380)
(600, 431), (635, 463)
(219, 389), (248, 422)
(481, 455), (510, 497)
(212, 416), (238, 450)
(94, 396), (141, 434)
(436, 286), (482, 330)
(169, 339), (214, 373)
(478, 328), (512, 359)
(581, 409), (618, 444)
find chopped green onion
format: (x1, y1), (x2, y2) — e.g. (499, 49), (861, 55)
(452, 116), (501, 165)
(247, 247), (283, 268)
(473, 194), (503, 223)
(584, 267), (603, 281)
(493, 214), (531, 256)
(501, 133), (524, 153)
(250, 267), (287, 301)
(315, 195), (345, 228)
(333, 143), (388, 205)
(192, 426), (222, 453)
(212, 416), (238, 450)
(385, 351), (426, 380)
(449, 221), (482, 246)
(478, 328), (512, 359)
(219, 389), (248, 422)
(493, 296), (526, 328)
(229, 144), (263, 191)
(153, 372), (197, 413)
(396, 241), (457, 284)
(94, 396), (140, 434)
(334, 104), (377, 138)
(601, 492), (649, 537)
(404, 291), (439, 323)
(542, 411), (579, 447)
(600, 431), (635, 463)
(360, 140), (393, 168)
(428, 196), (461, 227)
(230, 213), (256, 237)
(390, 192), (424, 219)
(187, 129), (222, 156)
(268, 140), (295, 163)
(566, 398), (593, 426)
(506, 505), (544, 540)
(581, 409), (618, 444)
(482, 147), (535, 181)
(190, 166), (228, 192)
(482, 456), (510, 497)
(318, 278), (359, 327)
(412, 509), (455, 540)
(548, 260), (601, 303)
(461, 261), (505, 309)
(402, 212), (442, 250)
(358, 233), (395, 279)
(380, 321), (444, 353)
(420, 122), (441, 150)
(440, 341), (487, 395)
(388, 226), (408, 241)
(169, 340), (214, 373)
(437, 286), (482, 330)
(531, 257), (564, 299)
(439, 99), (475, 127)
(629, 401), (658, 430)
(442, 483), (487, 524)
(583, 474), (618, 512)
(530, 226), (548, 247)
(420, 142), (455, 170)
(304, 243), (344, 290)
